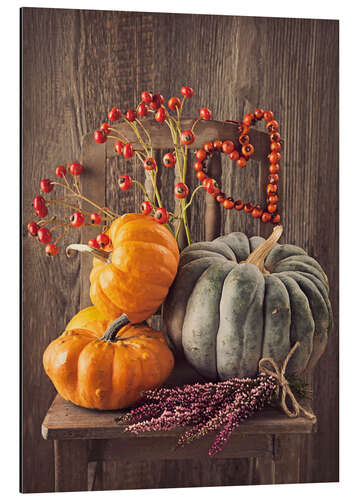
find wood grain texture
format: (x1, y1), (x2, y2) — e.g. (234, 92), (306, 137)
(22, 8), (338, 492)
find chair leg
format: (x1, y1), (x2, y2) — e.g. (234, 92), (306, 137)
(54, 440), (88, 492)
(273, 435), (302, 484)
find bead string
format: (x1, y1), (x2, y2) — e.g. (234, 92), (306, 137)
(193, 108), (282, 225)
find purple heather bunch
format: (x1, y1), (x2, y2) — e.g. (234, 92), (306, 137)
(124, 374), (278, 456)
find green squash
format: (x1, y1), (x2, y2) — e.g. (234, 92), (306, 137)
(163, 226), (332, 381)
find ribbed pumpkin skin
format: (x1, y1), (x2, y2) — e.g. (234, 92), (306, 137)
(90, 213), (180, 323)
(163, 232), (332, 381)
(43, 310), (175, 410)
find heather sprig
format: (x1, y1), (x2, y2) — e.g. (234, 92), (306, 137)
(124, 374), (278, 456)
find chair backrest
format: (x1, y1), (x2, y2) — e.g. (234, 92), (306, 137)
(78, 119), (271, 310)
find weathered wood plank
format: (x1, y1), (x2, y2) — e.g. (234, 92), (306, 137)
(54, 440), (88, 492)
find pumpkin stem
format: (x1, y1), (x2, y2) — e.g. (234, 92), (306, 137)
(66, 243), (112, 263)
(245, 225), (283, 272)
(100, 314), (131, 342)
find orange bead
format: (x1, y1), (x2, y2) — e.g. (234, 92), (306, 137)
(264, 110), (274, 121)
(196, 149), (206, 161)
(223, 198), (234, 210)
(254, 108), (264, 120)
(269, 164), (280, 174)
(267, 203), (277, 213)
(229, 150), (240, 161)
(268, 152), (281, 164)
(239, 134), (250, 145)
(204, 141), (214, 153)
(261, 212), (272, 223)
(196, 171), (207, 181)
(213, 140), (223, 151)
(244, 202), (253, 213)
(234, 200), (244, 211)
(270, 142), (281, 152)
(222, 140), (235, 154)
(236, 157), (247, 168)
(252, 205), (263, 218)
(272, 214), (281, 224)
(242, 144), (255, 157)
(267, 183), (278, 195)
(270, 131), (281, 142)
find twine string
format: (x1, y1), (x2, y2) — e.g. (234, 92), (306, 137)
(258, 341), (317, 422)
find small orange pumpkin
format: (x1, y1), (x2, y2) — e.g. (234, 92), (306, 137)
(67, 214), (180, 324)
(43, 309), (175, 410)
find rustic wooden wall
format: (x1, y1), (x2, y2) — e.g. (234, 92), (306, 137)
(21, 8), (339, 493)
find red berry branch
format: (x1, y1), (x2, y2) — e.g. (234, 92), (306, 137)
(27, 83), (282, 256)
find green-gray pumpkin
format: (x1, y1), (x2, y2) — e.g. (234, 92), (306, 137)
(163, 226), (332, 381)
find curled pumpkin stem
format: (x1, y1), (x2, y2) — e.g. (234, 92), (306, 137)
(244, 225), (283, 272)
(66, 243), (111, 263)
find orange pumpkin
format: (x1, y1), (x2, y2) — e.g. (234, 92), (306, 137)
(43, 309), (175, 410)
(67, 214), (180, 323)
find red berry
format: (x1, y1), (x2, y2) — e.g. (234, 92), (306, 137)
(163, 152), (176, 167)
(115, 141), (124, 155)
(36, 205), (48, 218)
(261, 212), (272, 223)
(123, 143), (134, 159)
(222, 140), (234, 154)
(272, 214), (281, 224)
(254, 108), (264, 120)
(213, 140), (223, 151)
(234, 200), (244, 211)
(263, 110), (274, 122)
(143, 158), (157, 171)
(216, 193), (226, 204)
(174, 182), (189, 199)
(88, 238), (100, 249)
(33, 195), (45, 211)
(268, 152), (281, 164)
(270, 141), (281, 152)
(70, 211), (85, 227)
(69, 163), (83, 176)
(96, 233), (110, 247)
(204, 141), (214, 154)
(141, 91), (153, 104)
(236, 157), (247, 168)
(108, 107), (122, 122)
(94, 130), (107, 144)
(168, 97), (181, 110)
(100, 122), (110, 135)
(126, 109), (137, 122)
(141, 201), (153, 215)
(137, 103), (148, 117)
(181, 130), (195, 145)
(229, 150), (240, 161)
(56, 165), (67, 178)
(223, 197), (234, 210)
(243, 113), (255, 126)
(270, 132), (281, 142)
(267, 203), (277, 213)
(180, 86), (194, 98)
(45, 243), (58, 257)
(155, 107), (167, 123)
(200, 107), (212, 120)
(27, 221), (39, 236)
(196, 149), (206, 161)
(153, 207), (170, 224)
(90, 213), (102, 224)
(40, 179), (53, 193)
(239, 134), (250, 145)
(205, 179), (220, 195)
(266, 120), (279, 133)
(243, 202), (253, 213)
(194, 161), (203, 172)
(118, 174), (133, 190)
(196, 171), (207, 181)
(252, 205), (263, 218)
(150, 94), (165, 110)
(37, 227), (52, 244)
(242, 144), (255, 157)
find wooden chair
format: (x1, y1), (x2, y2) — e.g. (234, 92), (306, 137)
(42, 119), (316, 492)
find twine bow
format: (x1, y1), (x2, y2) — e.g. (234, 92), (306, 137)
(258, 342), (317, 422)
